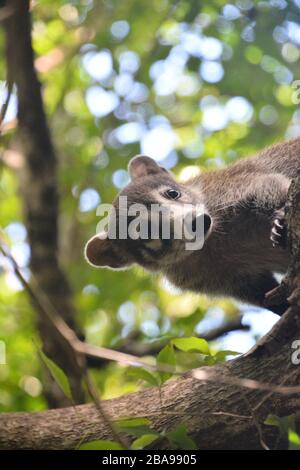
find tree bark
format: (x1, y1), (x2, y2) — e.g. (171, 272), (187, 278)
(0, 330), (300, 450)
(3, 0), (85, 406)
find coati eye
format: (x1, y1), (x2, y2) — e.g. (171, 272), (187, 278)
(163, 189), (181, 200)
(164, 189), (181, 200)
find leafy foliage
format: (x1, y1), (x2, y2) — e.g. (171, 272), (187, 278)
(166, 424), (198, 450)
(80, 417), (197, 450)
(265, 414), (300, 449)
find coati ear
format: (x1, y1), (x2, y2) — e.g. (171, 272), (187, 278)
(84, 233), (129, 269)
(128, 155), (168, 180)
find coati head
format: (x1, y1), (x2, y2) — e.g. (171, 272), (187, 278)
(85, 156), (213, 271)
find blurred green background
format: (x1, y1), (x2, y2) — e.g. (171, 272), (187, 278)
(0, 0), (299, 412)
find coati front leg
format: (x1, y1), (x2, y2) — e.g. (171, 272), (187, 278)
(231, 271), (289, 316)
(242, 173), (290, 220)
(242, 172), (290, 251)
(236, 174), (291, 315)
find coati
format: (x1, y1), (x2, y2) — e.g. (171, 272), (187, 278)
(85, 137), (300, 315)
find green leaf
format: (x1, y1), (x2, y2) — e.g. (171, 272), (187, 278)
(127, 367), (160, 386)
(172, 337), (210, 355)
(202, 355), (217, 366)
(156, 344), (176, 383)
(265, 414), (295, 439)
(215, 350), (241, 356)
(39, 350), (72, 400)
(79, 440), (124, 450)
(265, 415), (300, 449)
(264, 414), (281, 426)
(131, 433), (160, 450)
(117, 417), (151, 428)
(117, 417), (153, 437)
(213, 350), (241, 363)
(289, 430), (300, 450)
(166, 424), (198, 450)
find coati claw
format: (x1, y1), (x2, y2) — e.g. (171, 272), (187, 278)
(271, 208), (287, 248)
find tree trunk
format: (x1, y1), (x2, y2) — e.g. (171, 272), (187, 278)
(3, 0), (85, 406)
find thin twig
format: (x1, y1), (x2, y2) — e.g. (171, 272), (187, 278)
(84, 372), (130, 449)
(241, 392), (270, 450)
(253, 367), (300, 412)
(193, 369), (300, 396)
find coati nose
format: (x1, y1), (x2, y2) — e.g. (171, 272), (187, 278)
(191, 213), (212, 236)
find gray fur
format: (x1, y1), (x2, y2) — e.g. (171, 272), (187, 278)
(86, 138), (300, 315)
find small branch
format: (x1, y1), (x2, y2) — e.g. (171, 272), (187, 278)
(84, 372), (130, 449)
(193, 367), (300, 396)
(102, 317), (249, 360)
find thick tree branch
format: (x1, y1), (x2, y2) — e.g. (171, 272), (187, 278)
(3, 0), (85, 406)
(0, 336), (300, 450)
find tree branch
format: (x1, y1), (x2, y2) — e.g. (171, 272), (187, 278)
(104, 317), (249, 359)
(0, 336), (300, 449)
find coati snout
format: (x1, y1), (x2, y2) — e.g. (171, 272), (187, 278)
(191, 213), (212, 235)
(85, 138), (300, 315)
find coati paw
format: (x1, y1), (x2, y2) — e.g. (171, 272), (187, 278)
(271, 208), (287, 249)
